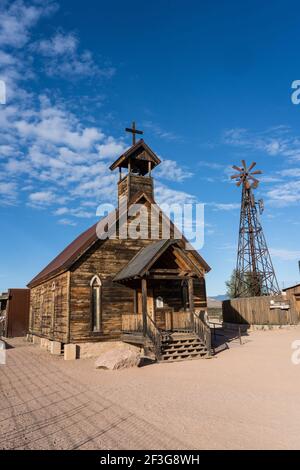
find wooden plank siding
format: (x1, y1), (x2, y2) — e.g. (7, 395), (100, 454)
(29, 272), (69, 341)
(223, 295), (299, 325)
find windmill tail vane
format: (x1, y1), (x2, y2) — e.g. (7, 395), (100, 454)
(231, 160), (280, 298)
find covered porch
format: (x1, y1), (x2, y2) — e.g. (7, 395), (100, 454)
(114, 240), (211, 360)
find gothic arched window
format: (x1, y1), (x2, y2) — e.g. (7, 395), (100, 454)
(90, 275), (102, 332)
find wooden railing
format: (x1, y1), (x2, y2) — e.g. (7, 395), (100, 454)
(193, 311), (211, 357)
(121, 311), (212, 359)
(146, 314), (162, 360)
(165, 310), (191, 331)
(121, 313), (162, 360)
(122, 314), (143, 333)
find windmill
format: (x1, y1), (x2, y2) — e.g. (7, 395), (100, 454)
(231, 160), (280, 298)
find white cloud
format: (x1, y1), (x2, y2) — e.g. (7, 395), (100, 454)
(33, 31), (114, 80)
(155, 183), (197, 205)
(53, 206), (95, 219)
(207, 202), (240, 211)
(97, 137), (127, 159)
(157, 159), (193, 182)
(29, 190), (56, 205)
(0, 181), (17, 205)
(223, 126), (300, 161)
(143, 121), (178, 141)
(270, 248), (300, 261)
(0, 1), (57, 48)
(15, 98), (104, 150)
(267, 181), (300, 206)
(34, 32), (78, 56)
(57, 218), (77, 226)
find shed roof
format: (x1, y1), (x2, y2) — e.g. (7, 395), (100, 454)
(283, 283), (300, 291)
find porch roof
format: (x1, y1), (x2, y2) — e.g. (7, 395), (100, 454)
(114, 239), (177, 282)
(113, 239), (204, 282)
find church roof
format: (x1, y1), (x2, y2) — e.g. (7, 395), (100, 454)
(27, 220), (103, 288)
(28, 191), (211, 288)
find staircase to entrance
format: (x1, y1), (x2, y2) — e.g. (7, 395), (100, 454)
(121, 311), (211, 363)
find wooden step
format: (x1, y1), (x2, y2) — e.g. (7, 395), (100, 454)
(161, 349), (207, 359)
(162, 346), (207, 354)
(161, 351), (208, 362)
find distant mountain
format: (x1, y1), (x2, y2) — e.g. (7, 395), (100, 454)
(207, 294), (228, 308)
(211, 294), (228, 301)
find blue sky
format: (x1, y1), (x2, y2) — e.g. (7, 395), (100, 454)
(0, 0), (300, 296)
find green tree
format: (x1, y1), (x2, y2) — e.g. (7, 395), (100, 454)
(225, 269), (237, 298)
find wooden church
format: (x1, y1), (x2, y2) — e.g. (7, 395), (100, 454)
(28, 125), (211, 362)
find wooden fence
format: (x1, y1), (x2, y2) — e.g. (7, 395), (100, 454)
(223, 295), (299, 325)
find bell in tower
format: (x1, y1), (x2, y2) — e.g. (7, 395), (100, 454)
(109, 122), (161, 203)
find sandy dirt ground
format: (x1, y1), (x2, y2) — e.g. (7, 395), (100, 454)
(1, 327), (300, 450)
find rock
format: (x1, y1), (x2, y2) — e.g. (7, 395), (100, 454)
(95, 347), (141, 370)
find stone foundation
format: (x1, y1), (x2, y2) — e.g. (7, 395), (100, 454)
(32, 335), (41, 345)
(223, 322), (297, 331)
(50, 341), (62, 355)
(64, 343), (77, 360)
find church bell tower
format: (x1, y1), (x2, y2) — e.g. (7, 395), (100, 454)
(109, 122), (161, 203)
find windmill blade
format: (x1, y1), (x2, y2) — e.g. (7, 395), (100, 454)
(249, 176), (259, 184)
(247, 162), (256, 172)
(231, 173), (242, 179)
(232, 165), (243, 172)
(241, 160), (247, 170)
(251, 181), (259, 189)
(250, 170), (262, 175)
(236, 180), (242, 187)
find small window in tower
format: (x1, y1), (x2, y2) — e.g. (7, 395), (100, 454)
(156, 296), (164, 308)
(90, 275), (102, 332)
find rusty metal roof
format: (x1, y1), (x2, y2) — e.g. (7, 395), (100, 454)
(27, 221), (100, 288)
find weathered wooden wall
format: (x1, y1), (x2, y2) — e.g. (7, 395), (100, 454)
(29, 272), (69, 341)
(223, 295), (299, 325)
(70, 237), (150, 342)
(284, 285), (300, 316)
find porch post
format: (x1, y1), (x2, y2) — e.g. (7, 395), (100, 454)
(141, 278), (148, 336)
(133, 288), (137, 314)
(188, 277), (194, 328)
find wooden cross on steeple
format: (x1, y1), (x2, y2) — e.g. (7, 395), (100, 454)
(125, 121), (143, 146)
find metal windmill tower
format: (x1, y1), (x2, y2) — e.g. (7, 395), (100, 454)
(231, 160), (280, 298)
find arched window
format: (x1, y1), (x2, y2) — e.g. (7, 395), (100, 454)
(90, 275), (102, 332)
